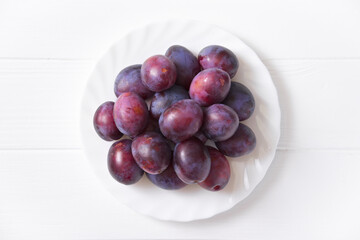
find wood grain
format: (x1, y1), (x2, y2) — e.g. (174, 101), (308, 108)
(266, 59), (360, 150)
(0, 60), (92, 149)
(0, 0), (359, 60)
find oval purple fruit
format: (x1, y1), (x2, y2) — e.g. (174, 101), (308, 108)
(159, 99), (203, 143)
(189, 68), (231, 107)
(147, 162), (187, 190)
(215, 123), (256, 157)
(198, 147), (230, 191)
(198, 45), (239, 78)
(114, 64), (154, 99)
(141, 55), (177, 92)
(131, 132), (171, 174)
(93, 101), (123, 141)
(150, 85), (189, 119)
(108, 139), (144, 185)
(113, 92), (148, 137)
(222, 82), (255, 121)
(173, 137), (211, 184)
(165, 45), (201, 89)
(202, 104), (239, 142)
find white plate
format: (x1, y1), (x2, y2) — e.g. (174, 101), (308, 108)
(80, 20), (281, 222)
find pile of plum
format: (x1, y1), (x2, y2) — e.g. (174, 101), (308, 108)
(93, 45), (256, 191)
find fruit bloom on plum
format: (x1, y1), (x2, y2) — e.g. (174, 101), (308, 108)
(165, 45), (201, 89)
(150, 85), (189, 119)
(93, 101), (123, 141)
(199, 147), (230, 191)
(173, 137), (211, 184)
(198, 45), (239, 78)
(131, 132), (171, 174)
(147, 162), (187, 190)
(189, 68), (231, 107)
(113, 92), (149, 137)
(108, 139), (144, 185)
(141, 55), (177, 92)
(216, 123), (256, 157)
(159, 99), (203, 143)
(114, 64), (154, 99)
(194, 131), (208, 143)
(222, 82), (255, 121)
(202, 104), (239, 142)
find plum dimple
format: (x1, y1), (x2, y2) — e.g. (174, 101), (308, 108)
(113, 92), (149, 137)
(215, 123), (256, 157)
(107, 139), (144, 185)
(131, 132), (171, 174)
(165, 45), (201, 89)
(93, 101), (123, 141)
(202, 104), (239, 142)
(114, 64), (154, 99)
(189, 68), (231, 107)
(198, 45), (239, 78)
(141, 55), (177, 92)
(159, 99), (203, 143)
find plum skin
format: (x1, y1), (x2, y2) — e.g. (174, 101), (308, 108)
(222, 82), (255, 121)
(202, 104), (239, 142)
(198, 146), (231, 191)
(173, 137), (211, 184)
(215, 123), (256, 157)
(150, 85), (189, 119)
(114, 64), (154, 99)
(131, 132), (171, 174)
(189, 68), (231, 107)
(141, 115), (161, 134)
(93, 101), (123, 141)
(165, 45), (201, 89)
(141, 55), (177, 92)
(146, 162), (187, 190)
(107, 139), (144, 185)
(159, 99), (203, 143)
(113, 92), (149, 137)
(194, 131), (208, 143)
(198, 45), (239, 78)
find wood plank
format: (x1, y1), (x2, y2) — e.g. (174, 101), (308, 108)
(1, 59), (360, 150)
(0, 0), (359, 60)
(0, 149), (359, 239)
(265, 59), (360, 150)
(0, 59), (93, 149)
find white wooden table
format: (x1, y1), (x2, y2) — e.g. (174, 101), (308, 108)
(1, 0), (360, 239)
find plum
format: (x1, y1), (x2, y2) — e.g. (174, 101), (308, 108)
(198, 45), (239, 78)
(141, 55), (176, 92)
(165, 45), (201, 89)
(113, 92), (148, 137)
(108, 139), (144, 185)
(159, 99), (203, 143)
(132, 132), (171, 174)
(93, 101), (123, 141)
(189, 68), (231, 107)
